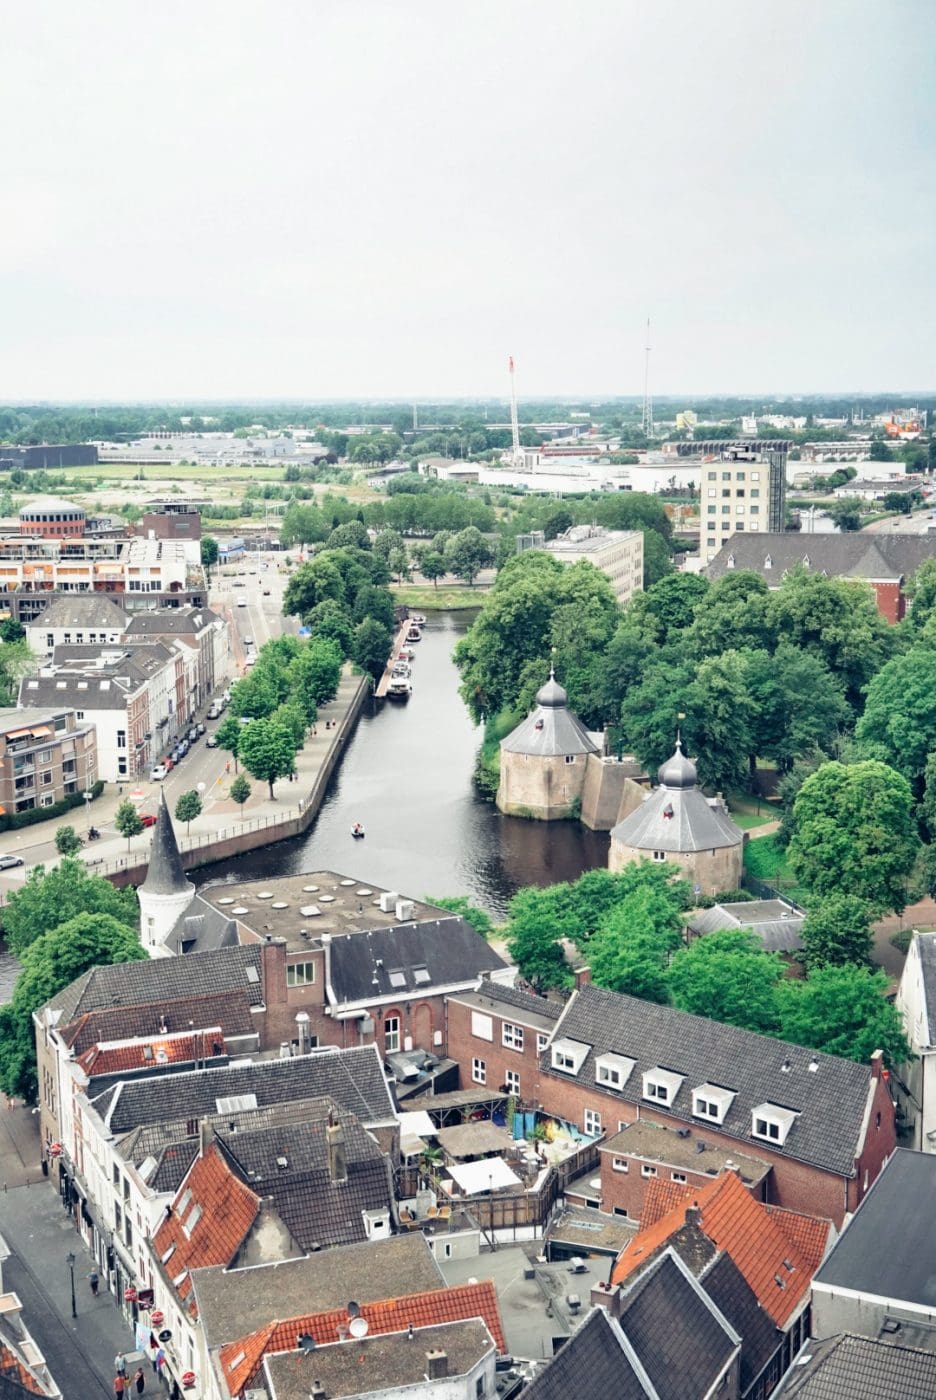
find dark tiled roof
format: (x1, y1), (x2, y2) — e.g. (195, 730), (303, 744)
(217, 1116), (393, 1250)
(191, 1234), (443, 1348)
(327, 916), (506, 1004)
(522, 1307), (647, 1400)
(451, 981), (562, 1024)
(687, 900), (805, 954)
(611, 783), (742, 854)
(147, 1141), (199, 1193)
(162, 896), (239, 956)
(776, 1333), (936, 1400)
(32, 595), (128, 629)
(44, 944), (263, 1023)
(542, 983), (873, 1176)
(139, 789), (191, 898)
(705, 531), (936, 585)
(701, 1253), (780, 1395)
(813, 1149), (936, 1309)
(60, 991), (256, 1052)
(618, 1250), (739, 1400)
(92, 1045), (396, 1134)
(124, 607), (220, 635)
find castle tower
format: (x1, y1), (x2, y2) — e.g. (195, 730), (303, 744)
(608, 737), (743, 896)
(137, 789), (195, 956)
(496, 668), (599, 820)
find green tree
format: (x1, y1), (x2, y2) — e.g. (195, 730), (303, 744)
(54, 826), (82, 857)
(767, 567), (894, 707)
(855, 648), (936, 796)
(352, 617), (393, 683)
(283, 556), (346, 617)
(271, 699), (307, 750)
(238, 718), (297, 799)
(640, 529), (673, 587)
(800, 895), (874, 970)
(779, 965), (910, 1067)
(200, 536), (219, 569)
(667, 929), (785, 1032)
(0, 639), (31, 706)
(0, 912), (147, 1100)
(304, 599), (355, 656)
(352, 583), (396, 631)
(745, 645), (848, 774)
(869, 439), (893, 462)
(826, 499), (863, 532)
(689, 650), (758, 792)
(214, 713), (244, 771)
(1, 857), (137, 957)
(0, 619), (25, 644)
(688, 571), (775, 657)
(326, 520), (370, 551)
(417, 550), (448, 588)
(280, 502), (327, 548)
(587, 886), (685, 1003)
(174, 789), (203, 835)
(372, 528), (405, 559)
(289, 637), (342, 721)
(505, 886), (574, 992)
(114, 799), (144, 850)
(427, 896), (494, 941)
(788, 760), (919, 913)
(229, 773), (251, 812)
(906, 558), (936, 632)
(629, 573), (709, 647)
(446, 526), (493, 585)
(387, 547), (410, 582)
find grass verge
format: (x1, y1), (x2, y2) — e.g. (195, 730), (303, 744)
(391, 584), (488, 610)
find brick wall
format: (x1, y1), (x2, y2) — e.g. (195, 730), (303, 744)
(872, 580), (905, 623)
(446, 997), (552, 1101)
(535, 1069), (873, 1227)
(596, 1144), (767, 1221)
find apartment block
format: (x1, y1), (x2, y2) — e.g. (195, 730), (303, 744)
(0, 706), (97, 814)
(698, 444), (789, 565)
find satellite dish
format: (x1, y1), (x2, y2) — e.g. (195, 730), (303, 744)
(349, 1317), (369, 1339)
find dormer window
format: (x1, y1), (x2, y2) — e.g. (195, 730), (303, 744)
(727, 554), (735, 569)
(551, 1038), (590, 1075)
(595, 1053), (636, 1091)
(752, 1103), (798, 1147)
(642, 1067), (684, 1107)
(692, 1083), (736, 1125)
(764, 554), (772, 570)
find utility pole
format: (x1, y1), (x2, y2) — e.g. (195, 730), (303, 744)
(641, 319), (654, 439)
(508, 355), (522, 466)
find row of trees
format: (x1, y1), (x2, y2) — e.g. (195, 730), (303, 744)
(505, 863), (909, 1067)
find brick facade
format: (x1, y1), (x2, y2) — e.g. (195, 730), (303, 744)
(594, 1142), (768, 1221)
(446, 995), (552, 1100)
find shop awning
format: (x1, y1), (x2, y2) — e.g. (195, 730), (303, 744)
(447, 1157), (522, 1196)
(30, 726), (53, 738)
(5, 728), (32, 740)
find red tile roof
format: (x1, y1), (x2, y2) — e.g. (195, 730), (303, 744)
(151, 1143), (259, 1304)
(0, 1341), (46, 1394)
(76, 1029), (225, 1078)
(219, 1281), (506, 1397)
(640, 1178), (690, 1228)
(611, 1169), (831, 1327)
(765, 1205), (832, 1273)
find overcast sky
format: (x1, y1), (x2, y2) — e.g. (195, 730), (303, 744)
(3, 1), (933, 401)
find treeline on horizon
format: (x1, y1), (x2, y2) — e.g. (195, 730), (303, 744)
(1, 395), (934, 446)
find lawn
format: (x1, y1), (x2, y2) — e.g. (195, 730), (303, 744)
(743, 834), (810, 903)
(731, 810), (774, 831)
(391, 584), (487, 610)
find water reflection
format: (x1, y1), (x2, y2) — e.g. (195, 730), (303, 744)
(196, 611), (607, 916)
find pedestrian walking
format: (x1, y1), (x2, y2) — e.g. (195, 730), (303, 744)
(115, 1353), (127, 1376)
(114, 1374), (126, 1398)
(134, 1367), (145, 1396)
(88, 1270), (99, 1297)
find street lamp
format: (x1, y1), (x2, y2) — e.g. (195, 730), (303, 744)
(83, 790), (94, 831)
(66, 1252), (76, 1319)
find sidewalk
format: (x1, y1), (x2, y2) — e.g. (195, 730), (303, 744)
(0, 665), (366, 888)
(0, 1108), (150, 1399)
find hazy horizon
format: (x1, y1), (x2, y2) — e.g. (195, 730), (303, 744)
(4, 1), (933, 400)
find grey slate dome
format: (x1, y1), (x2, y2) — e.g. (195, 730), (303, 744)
(657, 739), (698, 790)
(535, 672), (567, 709)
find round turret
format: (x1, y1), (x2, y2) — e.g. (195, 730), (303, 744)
(535, 673), (568, 709)
(657, 739), (697, 790)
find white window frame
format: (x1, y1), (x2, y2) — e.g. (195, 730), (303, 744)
(584, 1108), (602, 1137)
(286, 961), (315, 988)
(384, 1015), (401, 1054)
(502, 1022), (524, 1052)
(612, 1157), (629, 1173)
(640, 1163), (658, 1178)
(641, 1068), (684, 1107)
(471, 1010), (493, 1042)
(672, 1171), (687, 1184)
(472, 1057), (486, 1086)
(551, 1038), (589, 1075)
(595, 1053), (635, 1091)
(692, 1084), (736, 1126)
(752, 1103), (797, 1146)
(505, 1068), (520, 1096)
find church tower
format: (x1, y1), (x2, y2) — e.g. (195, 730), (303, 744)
(137, 789), (195, 957)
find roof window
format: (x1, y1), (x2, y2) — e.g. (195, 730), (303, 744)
(216, 1093), (257, 1114)
(595, 1053), (636, 1091)
(642, 1067), (685, 1107)
(388, 970), (406, 989)
(413, 966), (431, 985)
(751, 1102), (798, 1147)
(692, 1083), (736, 1125)
(551, 1038), (590, 1075)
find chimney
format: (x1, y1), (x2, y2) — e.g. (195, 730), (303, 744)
(260, 935), (288, 1002)
(575, 965), (592, 989)
(199, 1119), (215, 1157)
(870, 1049), (885, 1081)
(590, 1280), (624, 1319)
(326, 1114), (347, 1185)
(426, 1350), (448, 1380)
(685, 1204), (702, 1228)
(311, 1384), (327, 1400)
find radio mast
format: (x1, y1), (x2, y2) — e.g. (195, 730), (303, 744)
(508, 355), (523, 465)
(641, 319), (654, 439)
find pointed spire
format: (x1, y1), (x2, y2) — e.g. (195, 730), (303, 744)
(139, 789), (191, 897)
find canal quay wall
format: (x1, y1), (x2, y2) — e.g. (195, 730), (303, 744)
(98, 669), (371, 888)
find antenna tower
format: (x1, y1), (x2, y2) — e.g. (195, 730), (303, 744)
(508, 355), (522, 465)
(641, 319), (654, 439)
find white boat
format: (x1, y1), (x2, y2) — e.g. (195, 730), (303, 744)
(406, 624), (423, 643)
(387, 676), (412, 699)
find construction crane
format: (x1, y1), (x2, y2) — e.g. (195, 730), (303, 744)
(641, 319), (654, 439)
(508, 354), (524, 467)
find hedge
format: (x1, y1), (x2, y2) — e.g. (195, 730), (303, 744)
(0, 779), (104, 834)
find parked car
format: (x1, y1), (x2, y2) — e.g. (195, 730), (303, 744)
(187, 729), (199, 744)
(0, 854), (25, 870)
(139, 813), (158, 829)
(150, 764), (169, 781)
(223, 689), (232, 704)
(244, 654), (257, 667)
(196, 722), (206, 736)
(177, 740), (189, 758)
(207, 703), (222, 720)
(206, 734), (218, 748)
(262, 588), (271, 596)
(237, 598), (247, 608)
(242, 636), (253, 647)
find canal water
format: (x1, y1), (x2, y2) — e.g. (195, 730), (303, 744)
(196, 611), (608, 917)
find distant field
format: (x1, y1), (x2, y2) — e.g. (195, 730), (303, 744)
(64, 463), (287, 483)
(391, 584), (486, 610)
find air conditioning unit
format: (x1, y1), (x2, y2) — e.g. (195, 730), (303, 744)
(378, 891), (399, 914)
(395, 899), (415, 921)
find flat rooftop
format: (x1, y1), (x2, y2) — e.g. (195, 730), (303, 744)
(199, 871), (445, 953)
(450, 989), (559, 1037)
(813, 1149), (936, 1308)
(546, 526), (640, 555)
(263, 1320), (493, 1399)
(600, 1120), (771, 1187)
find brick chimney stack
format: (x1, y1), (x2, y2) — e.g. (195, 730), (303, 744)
(326, 1112), (347, 1185)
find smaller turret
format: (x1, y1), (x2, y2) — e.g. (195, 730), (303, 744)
(137, 789), (195, 956)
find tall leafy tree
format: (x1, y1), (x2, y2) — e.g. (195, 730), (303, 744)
(856, 647), (936, 796)
(174, 790), (203, 834)
(689, 650), (758, 792)
(628, 573), (709, 647)
(238, 718), (298, 799)
(788, 760), (919, 914)
(304, 599), (355, 657)
(446, 526), (493, 585)
(767, 567), (894, 706)
(504, 886), (574, 992)
(214, 714), (244, 771)
(2, 858), (138, 957)
(114, 799), (144, 850)
(689, 571), (775, 656)
(283, 556), (347, 617)
(352, 617), (393, 683)
(779, 965), (910, 1067)
(587, 886), (685, 1003)
(800, 895), (874, 970)
(229, 774), (251, 812)
(289, 638), (342, 721)
(745, 645), (848, 774)
(667, 929), (785, 1033)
